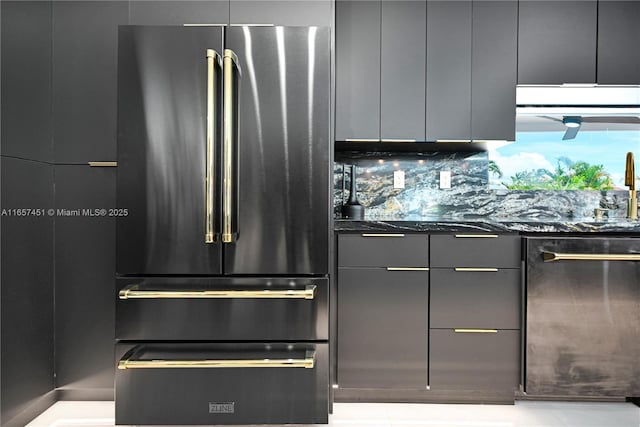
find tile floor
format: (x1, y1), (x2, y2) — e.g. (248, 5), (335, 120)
(26, 401), (640, 427)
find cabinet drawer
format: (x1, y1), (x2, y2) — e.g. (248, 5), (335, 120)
(337, 268), (428, 388)
(115, 342), (328, 425)
(430, 329), (519, 391)
(430, 269), (520, 329)
(338, 233), (429, 267)
(430, 234), (520, 268)
(116, 277), (328, 341)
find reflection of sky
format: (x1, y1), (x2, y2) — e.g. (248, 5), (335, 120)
(489, 131), (640, 189)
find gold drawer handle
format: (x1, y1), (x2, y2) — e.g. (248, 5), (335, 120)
(119, 285), (316, 300)
(361, 233), (405, 237)
(386, 267), (429, 271)
(454, 268), (498, 272)
(454, 329), (498, 333)
(542, 251), (640, 262)
(118, 350), (315, 370)
(454, 234), (498, 238)
(88, 161), (117, 167)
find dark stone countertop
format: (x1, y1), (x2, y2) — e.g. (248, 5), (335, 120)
(334, 218), (640, 234)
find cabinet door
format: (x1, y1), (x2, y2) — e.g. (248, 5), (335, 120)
(52, 1), (128, 163)
(518, 1), (597, 84)
(471, 1), (517, 142)
(1, 1), (52, 162)
(129, 1), (229, 25)
(597, 0), (640, 85)
(426, 0), (472, 141)
(54, 166), (115, 392)
(336, 1), (381, 141)
(230, 0), (331, 26)
(380, 0), (426, 141)
(337, 268), (428, 388)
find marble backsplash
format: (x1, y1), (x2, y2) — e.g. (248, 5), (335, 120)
(334, 152), (631, 221)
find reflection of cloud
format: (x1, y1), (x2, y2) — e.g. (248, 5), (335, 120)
(489, 151), (554, 181)
(610, 172), (626, 189)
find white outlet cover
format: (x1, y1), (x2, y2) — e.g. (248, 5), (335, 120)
(440, 171), (451, 189)
(394, 170), (405, 189)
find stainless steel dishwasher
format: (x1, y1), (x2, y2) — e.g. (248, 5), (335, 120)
(525, 236), (640, 398)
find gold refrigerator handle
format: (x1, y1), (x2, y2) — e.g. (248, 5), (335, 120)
(542, 251), (640, 262)
(205, 49), (221, 244)
(222, 49), (240, 243)
(119, 285), (317, 300)
(118, 350), (315, 370)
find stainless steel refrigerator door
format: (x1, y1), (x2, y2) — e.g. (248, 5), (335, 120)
(222, 27), (330, 275)
(117, 26), (224, 275)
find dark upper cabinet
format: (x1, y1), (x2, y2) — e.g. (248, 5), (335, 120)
(1, 1), (52, 162)
(471, 1), (517, 141)
(53, 1), (128, 163)
(230, 0), (331, 26)
(597, 0), (640, 85)
(426, 1), (472, 141)
(335, 1), (381, 141)
(54, 165), (116, 392)
(381, 1), (426, 141)
(129, 1), (229, 25)
(518, 1), (597, 85)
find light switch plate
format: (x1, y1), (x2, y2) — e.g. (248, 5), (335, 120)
(394, 170), (405, 189)
(440, 171), (451, 189)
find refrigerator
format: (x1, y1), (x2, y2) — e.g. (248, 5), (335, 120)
(115, 26), (330, 425)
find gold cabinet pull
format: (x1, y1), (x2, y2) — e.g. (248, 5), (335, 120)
(454, 268), (498, 272)
(454, 234), (499, 238)
(205, 49), (221, 244)
(361, 233), (405, 237)
(222, 49), (240, 243)
(454, 329), (498, 333)
(542, 251), (640, 262)
(118, 350), (315, 370)
(386, 267), (429, 271)
(119, 285), (316, 300)
(88, 161), (117, 167)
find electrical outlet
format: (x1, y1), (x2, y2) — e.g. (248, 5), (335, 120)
(440, 171), (451, 189)
(394, 170), (405, 189)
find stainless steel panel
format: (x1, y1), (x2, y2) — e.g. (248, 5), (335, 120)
(430, 329), (520, 392)
(117, 26), (224, 275)
(338, 233), (429, 268)
(526, 237), (640, 396)
(116, 277), (328, 341)
(430, 234), (520, 268)
(337, 268), (428, 388)
(223, 27), (330, 275)
(115, 343), (329, 425)
(430, 269), (520, 330)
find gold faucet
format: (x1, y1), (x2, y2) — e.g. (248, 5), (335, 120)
(625, 152), (637, 219)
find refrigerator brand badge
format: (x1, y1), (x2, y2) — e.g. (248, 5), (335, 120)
(209, 402), (235, 414)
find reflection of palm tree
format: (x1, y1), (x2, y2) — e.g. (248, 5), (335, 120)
(488, 160), (503, 178)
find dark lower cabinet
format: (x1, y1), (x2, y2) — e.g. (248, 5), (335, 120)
(337, 268), (428, 389)
(115, 343), (328, 425)
(429, 329), (520, 391)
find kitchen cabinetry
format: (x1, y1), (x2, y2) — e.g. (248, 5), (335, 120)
(129, 1), (229, 25)
(518, 1), (597, 84)
(54, 166), (115, 396)
(335, 1), (381, 141)
(230, 0), (331, 26)
(52, 1), (128, 163)
(426, 1), (472, 141)
(381, 1), (426, 140)
(597, 0), (640, 85)
(526, 237), (640, 397)
(337, 234), (429, 389)
(429, 233), (521, 392)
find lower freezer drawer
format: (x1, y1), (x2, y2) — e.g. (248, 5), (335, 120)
(115, 342), (329, 425)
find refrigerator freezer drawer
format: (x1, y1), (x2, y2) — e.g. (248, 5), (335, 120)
(115, 342), (329, 425)
(116, 277), (328, 341)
